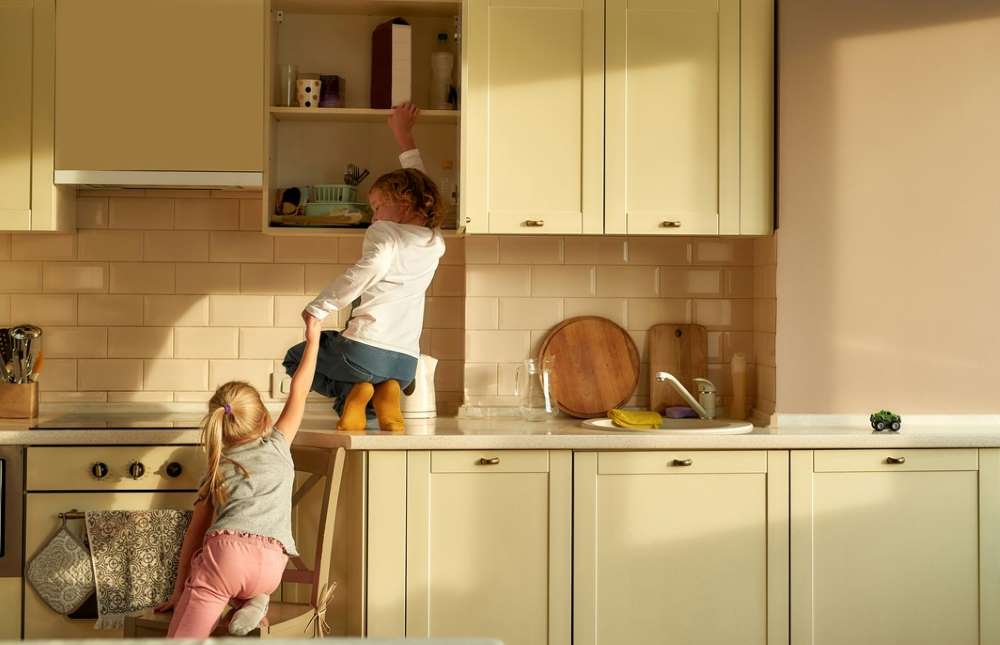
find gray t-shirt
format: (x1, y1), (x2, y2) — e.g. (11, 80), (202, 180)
(207, 428), (298, 556)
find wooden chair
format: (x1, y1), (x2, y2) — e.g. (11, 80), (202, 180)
(124, 445), (347, 639)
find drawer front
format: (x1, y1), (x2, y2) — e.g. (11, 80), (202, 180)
(813, 449), (979, 473)
(431, 450), (550, 474)
(598, 451), (767, 475)
(27, 446), (203, 491)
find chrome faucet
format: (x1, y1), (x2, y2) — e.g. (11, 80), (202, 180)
(655, 372), (717, 419)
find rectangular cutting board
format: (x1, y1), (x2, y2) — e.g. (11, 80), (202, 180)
(648, 323), (708, 413)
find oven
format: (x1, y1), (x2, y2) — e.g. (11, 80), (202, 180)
(23, 444), (202, 639)
(0, 445), (24, 640)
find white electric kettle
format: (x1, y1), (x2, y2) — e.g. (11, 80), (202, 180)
(401, 354), (438, 419)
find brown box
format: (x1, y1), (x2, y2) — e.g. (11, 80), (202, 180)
(0, 382), (39, 419)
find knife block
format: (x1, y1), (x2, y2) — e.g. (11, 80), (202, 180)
(0, 382), (39, 419)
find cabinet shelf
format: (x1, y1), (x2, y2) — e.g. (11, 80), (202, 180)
(274, 0), (459, 17)
(270, 107), (459, 123)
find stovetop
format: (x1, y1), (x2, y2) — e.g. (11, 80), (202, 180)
(30, 415), (203, 430)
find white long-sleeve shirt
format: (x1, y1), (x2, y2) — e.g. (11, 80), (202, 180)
(305, 150), (445, 357)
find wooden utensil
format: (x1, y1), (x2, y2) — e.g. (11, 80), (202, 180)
(649, 324), (708, 414)
(538, 316), (640, 418)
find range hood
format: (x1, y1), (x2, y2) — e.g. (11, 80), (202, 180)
(54, 170), (262, 189)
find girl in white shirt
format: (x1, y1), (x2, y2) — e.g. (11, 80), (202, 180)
(283, 104), (445, 432)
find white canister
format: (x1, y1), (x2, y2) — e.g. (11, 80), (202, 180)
(296, 79), (322, 108)
(401, 355), (438, 419)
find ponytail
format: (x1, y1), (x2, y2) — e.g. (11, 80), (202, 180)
(198, 381), (269, 509)
(198, 406), (229, 507)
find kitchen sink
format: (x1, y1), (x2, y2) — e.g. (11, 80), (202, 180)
(581, 417), (754, 435)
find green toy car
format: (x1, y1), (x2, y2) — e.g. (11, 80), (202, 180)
(870, 410), (901, 432)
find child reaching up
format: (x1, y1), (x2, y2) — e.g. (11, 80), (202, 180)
(157, 313), (324, 638)
(283, 103), (445, 432)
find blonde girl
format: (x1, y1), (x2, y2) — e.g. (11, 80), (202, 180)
(157, 313), (323, 638)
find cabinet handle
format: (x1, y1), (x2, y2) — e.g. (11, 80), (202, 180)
(478, 457), (501, 466)
(671, 458), (693, 467)
(885, 456), (906, 465)
(523, 219), (545, 227)
(660, 220), (682, 228)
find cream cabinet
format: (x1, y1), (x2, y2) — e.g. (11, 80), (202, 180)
(54, 0), (263, 177)
(0, 0), (73, 231)
(574, 450), (788, 645)
(791, 449), (1000, 645)
(0, 578), (21, 639)
(463, 0), (604, 234)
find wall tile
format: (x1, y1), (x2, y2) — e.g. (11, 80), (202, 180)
(210, 295), (274, 327)
(754, 331), (776, 367)
(144, 295), (210, 326)
(174, 328), (238, 358)
(210, 359), (272, 390)
(531, 266), (594, 297)
(144, 359), (208, 391)
(440, 239), (465, 265)
(145, 189), (211, 199)
(79, 188), (145, 198)
(239, 328), (302, 359)
(76, 197), (110, 229)
(430, 329), (464, 360)
(498, 237), (563, 264)
(109, 197), (174, 229)
(11, 233), (76, 260)
(108, 327), (174, 358)
(596, 266), (659, 298)
(79, 359), (143, 391)
(464, 363), (498, 396)
(430, 265), (465, 296)
(109, 391), (175, 403)
(337, 237), (364, 264)
(44, 391), (108, 402)
(241, 264), (304, 294)
(209, 232), (274, 263)
(145, 231), (210, 262)
(0, 295), (10, 325)
(435, 359), (464, 392)
(0, 262), (43, 292)
(631, 330), (649, 362)
(43, 262), (108, 293)
(12, 295), (77, 326)
(45, 327), (108, 358)
(423, 297), (465, 329)
(275, 238), (338, 263)
(0, 234), (9, 260)
(239, 199), (262, 231)
(110, 263), (175, 294)
(465, 237), (499, 264)
(728, 268), (755, 297)
(38, 358), (77, 391)
(564, 237), (627, 265)
(210, 190), (262, 200)
(465, 330), (531, 363)
(497, 363), (519, 396)
(467, 265), (531, 297)
(693, 239), (754, 265)
(562, 298), (628, 328)
(498, 298), (563, 331)
(694, 299), (755, 330)
(175, 391), (213, 403)
(627, 238), (690, 265)
(753, 235), (777, 266)
(78, 295), (141, 326)
(754, 298), (777, 334)
(304, 264), (349, 293)
(175, 199), (239, 230)
(78, 230), (143, 261)
(626, 299), (691, 330)
(465, 298), (499, 330)
(274, 295), (341, 329)
(757, 365), (776, 402)
(723, 331), (756, 363)
(660, 268), (724, 297)
(176, 263), (240, 294)
(753, 264), (776, 299)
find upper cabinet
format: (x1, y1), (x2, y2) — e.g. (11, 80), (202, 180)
(0, 0), (73, 231)
(53, 0), (264, 182)
(463, 0), (604, 234)
(463, 0), (773, 236)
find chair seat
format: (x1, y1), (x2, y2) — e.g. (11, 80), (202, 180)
(126, 601), (315, 638)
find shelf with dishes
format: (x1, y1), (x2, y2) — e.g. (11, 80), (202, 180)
(269, 106), (459, 123)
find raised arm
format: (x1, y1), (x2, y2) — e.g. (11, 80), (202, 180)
(302, 227), (397, 320)
(388, 102), (425, 171)
(274, 312), (323, 444)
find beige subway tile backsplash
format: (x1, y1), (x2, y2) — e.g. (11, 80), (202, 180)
(660, 268), (724, 297)
(109, 391), (175, 403)
(693, 239), (754, 265)
(210, 232), (274, 263)
(564, 237), (627, 265)
(694, 299), (755, 330)
(465, 297), (499, 330)
(110, 197), (174, 229)
(0, 263), (43, 292)
(275, 238), (338, 263)
(210, 295), (274, 327)
(0, 295), (10, 325)
(596, 266), (659, 298)
(39, 359), (77, 391)
(465, 330), (530, 363)
(12, 294), (77, 326)
(210, 359), (272, 391)
(176, 263), (240, 294)
(174, 327), (239, 358)
(78, 295), (142, 326)
(464, 237), (499, 264)
(430, 265), (465, 296)
(239, 328), (302, 359)
(627, 238), (690, 265)
(304, 264), (348, 293)
(467, 265), (531, 297)
(78, 230), (143, 261)
(498, 297), (563, 331)
(241, 264), (304, 294)
(11, 233), (76, 260)
(499, 237), (563, 264)
(144, 359), (209, 391)
(175, 199), (239, 230)
(464, 363), (498, 396)
(144, 295), (209, 326)
(145, 231), (210, 262)
(108, 327), (174, 358)
(424, 297), (465, 329)
(45, 327), (108, 359)
(563, 298), (628, 327)
(273, 295), (341, 329)
(0, 234), (10, 260)
(531, 266), (595, 297)
(110, 263), (175, 294)
(43, 263), (108, 293)
(79, 359), (143, 391)
(239, 200), (262, 231)
(627, 299), (691, 330)
(76, 197), (110, 229)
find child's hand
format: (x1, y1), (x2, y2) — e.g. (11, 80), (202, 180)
(388, 102), (419, 151)
(303, 311), (323, 344)
(155, 592), (181, 613)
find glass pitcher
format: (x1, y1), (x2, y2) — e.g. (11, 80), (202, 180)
(514, 356), (559, 421)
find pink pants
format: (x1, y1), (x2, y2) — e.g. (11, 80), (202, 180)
(168, 531), (288, 638)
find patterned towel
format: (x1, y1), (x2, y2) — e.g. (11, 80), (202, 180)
(85, 510), (191, 630)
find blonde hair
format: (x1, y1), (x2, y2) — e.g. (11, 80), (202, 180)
(370, 168), (444, 229)
(198, 381), (270, 508)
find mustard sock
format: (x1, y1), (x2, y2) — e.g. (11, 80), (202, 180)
(372, 380), (405, 432)
(337, 382), (374, 431)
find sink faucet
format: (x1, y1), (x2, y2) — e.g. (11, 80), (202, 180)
(655, 372), (717, 419)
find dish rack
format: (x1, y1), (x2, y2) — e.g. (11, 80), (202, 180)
(271, 183), (373, 228)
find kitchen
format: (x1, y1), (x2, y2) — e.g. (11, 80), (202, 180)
(1, 0), (999, 644)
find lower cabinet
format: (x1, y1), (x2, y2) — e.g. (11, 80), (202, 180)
(0, 577), (21, 639)
(574, 450), (788, 645)
(791, 449), (1000, 645)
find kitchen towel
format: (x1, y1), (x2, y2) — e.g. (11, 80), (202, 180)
(85, 509), (191, 630)
(608, 408), (663, 429)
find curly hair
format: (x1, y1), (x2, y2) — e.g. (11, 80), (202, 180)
(370, 168), (444, 229)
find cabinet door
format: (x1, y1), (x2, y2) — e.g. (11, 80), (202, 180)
(463, 0), (603, 234)
(575, 450), (789, 645)
(54, 0), (263, 172)
(790, 449), (993, 645)
(0, 0), (34, 230)
(405, 450), (571, 645)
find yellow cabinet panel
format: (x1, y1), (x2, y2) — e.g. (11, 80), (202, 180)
(0, 577), (21, 639)
(55, 0), (263, 173)
(0, 1), (33, 229)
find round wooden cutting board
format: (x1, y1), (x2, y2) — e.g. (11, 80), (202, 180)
(538, 316), (640, 418)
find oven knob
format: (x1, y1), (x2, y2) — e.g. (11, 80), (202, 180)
(165, 462), (184, 478)
(128, 461), (146, 479)
(91, 462), (109, 480)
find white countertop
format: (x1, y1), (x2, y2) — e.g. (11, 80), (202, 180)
(3, 409), (999, 450)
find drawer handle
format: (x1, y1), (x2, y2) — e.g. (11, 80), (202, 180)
(478, 457), (501, 466)
(523, 219), (545, 227)
(886, 456), (906, 465)
(671, 458), (693, 467)
(660, 220), (682, 228)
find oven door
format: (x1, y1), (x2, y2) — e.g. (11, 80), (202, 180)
(0, 446), (25, 640)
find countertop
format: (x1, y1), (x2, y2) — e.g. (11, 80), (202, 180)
(2, 409), (1000, 450)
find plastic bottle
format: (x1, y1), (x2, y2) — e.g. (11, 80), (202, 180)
(430, 33), (454, 110)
